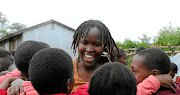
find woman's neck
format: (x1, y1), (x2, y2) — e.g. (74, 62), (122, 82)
(78, 61), (100, 72)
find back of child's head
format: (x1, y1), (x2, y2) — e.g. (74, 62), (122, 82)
(0, 58), (13, 72)
(88, 62), (137, 95)
(136, 48), (171, 74)
(71, 19), (119, 61)
(0, 47), (14, 62)
(136, 46), (146, 54)
(29, 48), (74, 94)
(14, 41), (50, 79)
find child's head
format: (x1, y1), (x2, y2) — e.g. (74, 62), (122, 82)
(135, 46), (146, 54)
(88, 62), (137, 95)
(14, 41), (50, 80)
(114, 48), (127, 65)
(0, 48), (14, 62)
(169, 62), (178, 78)
(71, 19), (118, 67)
(29, 48), (74, 94)
(0, 58), (13, 72)
(131, 48), (171, 84)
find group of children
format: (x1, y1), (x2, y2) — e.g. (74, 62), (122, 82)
(0, 19), (179, 95)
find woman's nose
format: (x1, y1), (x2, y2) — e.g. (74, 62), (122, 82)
(85, 47), (94, 52)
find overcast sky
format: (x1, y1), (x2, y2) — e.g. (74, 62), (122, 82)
(1, 0), (180, 42)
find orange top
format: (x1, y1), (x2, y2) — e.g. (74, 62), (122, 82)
(72, 60), (88, 91)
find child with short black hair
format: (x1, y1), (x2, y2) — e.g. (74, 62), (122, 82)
(88, 62), (137, 95)
(131, 48), (180, 95)
(0, 58), (13, 76)
(2, 41), (50, 95)
(113, 48), (127, 65)
(169, 62), (178, 78)
(135, 46), (146, 54)
(29, 48), (75, 95)
(14, 40), (50, 80)
(0, 48), (14, 62)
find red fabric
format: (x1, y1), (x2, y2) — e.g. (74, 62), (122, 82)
(72, 83), (89, 95)
(42, 83), (89, 95)
(0, 89), (7, 95)
(137, 75), (161, 95)
(0, 69), (21, 85)
(153, 81), (180, 95)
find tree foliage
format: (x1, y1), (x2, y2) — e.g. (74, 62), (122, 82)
(0, 12), (26, 37)
(153, 24), (180, 46)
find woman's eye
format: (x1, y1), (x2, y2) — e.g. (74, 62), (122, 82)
(93, 43), (102, 46)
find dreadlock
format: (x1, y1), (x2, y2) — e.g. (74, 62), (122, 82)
(71, 19), (119, 62)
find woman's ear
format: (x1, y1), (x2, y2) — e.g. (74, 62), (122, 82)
(152, 69), (159, 75)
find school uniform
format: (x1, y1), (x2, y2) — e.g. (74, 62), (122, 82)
(153, 81), (180, 95)
(0, 69), (21, 85)
(137, 75), (161, 95)
(0, 89), (7, 95)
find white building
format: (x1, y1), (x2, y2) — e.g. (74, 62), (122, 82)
(0, 20), (78, 59)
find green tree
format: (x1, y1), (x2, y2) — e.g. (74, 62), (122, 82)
(0, 12), (26, 37)
(0, 12), (9, 37)
(153, 23), (180, 46)
(138, 34), (151, 44)
(9, 23), (26, 33)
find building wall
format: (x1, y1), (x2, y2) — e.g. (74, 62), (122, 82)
(0, 41), (5, 49)
(22, 23), (78, 59)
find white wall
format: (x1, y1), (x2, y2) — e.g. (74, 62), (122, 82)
(22, 23), (78, 59)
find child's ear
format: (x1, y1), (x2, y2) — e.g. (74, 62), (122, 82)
(152, 69), (159, 75)
(66, 79), (71, 93)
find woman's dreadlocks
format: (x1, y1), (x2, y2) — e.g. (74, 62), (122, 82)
(72, 19), (120, 62)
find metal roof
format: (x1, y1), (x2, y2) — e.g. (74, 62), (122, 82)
(0, 19), (75, 41)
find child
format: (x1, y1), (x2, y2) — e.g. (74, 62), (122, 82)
(131, 48), (180, 95)
(7, 41), (50, 95)
(0, 58), (13, 73)
(0, 48), (14, 62)
(135, 46), (146, 54)
(88, 62), (137, 95)
(71, 19), (119, 91)
(29, 48), (75, 95)
(169, 62), (178, 79)
(113, 48), (127, 65)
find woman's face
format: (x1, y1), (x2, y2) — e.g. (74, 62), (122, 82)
(78, 27), (103, 67)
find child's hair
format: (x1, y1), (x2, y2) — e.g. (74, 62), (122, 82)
(170, 62), (178, 73)
(0, 58), (13, 72)
(29, 48), (74, 94)
(136, 47), (146, 53)
(71, 19), (119, 61)
(136, 48), (171, 74)
(0, 48), (14, 62)
(112, 48), (126, 60)
(88, 62), (137, 95)
(14, 41), (50, 79)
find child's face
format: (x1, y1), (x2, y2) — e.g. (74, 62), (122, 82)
(78, 27), (103, 67)
(130, 55), (153, 84)
(116, 55), (127, 65)
(169, 70), (176, 78)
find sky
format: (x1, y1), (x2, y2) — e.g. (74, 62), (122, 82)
(1, 0), (180, 43)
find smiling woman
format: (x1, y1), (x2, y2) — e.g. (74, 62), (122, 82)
(71, 19), (119, 91)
